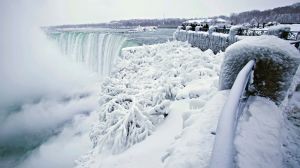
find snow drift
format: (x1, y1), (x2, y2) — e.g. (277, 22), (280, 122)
(219, 35), (300, 103)
(163, 91), (229, 168)
(235, 96), (283, 168)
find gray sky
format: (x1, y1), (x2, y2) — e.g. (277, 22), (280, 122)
(1, 0), (300, 25)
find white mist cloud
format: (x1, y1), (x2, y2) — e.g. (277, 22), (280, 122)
(0, 0), (97, 160)
(0, 0), (97, 110)
(0, 85), (99, 145)
(0, 2), (99, 167)
(17, 111), (98, 168)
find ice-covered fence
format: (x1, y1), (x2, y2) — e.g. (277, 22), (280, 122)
(210, 60), (255, 168)
(174, 30), (239, 53)
(220, 35), (300, 103)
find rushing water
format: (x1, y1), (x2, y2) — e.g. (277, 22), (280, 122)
(46, 27), (175, 75)
(50, 32), (127, 75)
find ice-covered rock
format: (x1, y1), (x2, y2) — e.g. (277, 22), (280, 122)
(219, 35), (300, 103)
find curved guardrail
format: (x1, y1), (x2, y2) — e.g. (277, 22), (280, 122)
(209, 60), (255, 168)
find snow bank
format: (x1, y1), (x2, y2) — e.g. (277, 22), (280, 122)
(163, 90), (229, 168)
(174, 30), (238, 53)
(220, 35), (300, 103)
(75, 41), (225, 168)
(235, 96), (283, 168)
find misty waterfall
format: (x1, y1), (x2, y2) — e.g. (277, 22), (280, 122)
(50, 31), (128, 75)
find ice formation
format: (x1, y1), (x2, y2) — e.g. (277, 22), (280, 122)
(75, 41), (225, 168)
(219, 35), (300, 103)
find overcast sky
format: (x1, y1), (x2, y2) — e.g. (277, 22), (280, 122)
(1, 0), (300, 25)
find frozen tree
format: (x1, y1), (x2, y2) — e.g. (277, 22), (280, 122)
(85, 41), (225, 156)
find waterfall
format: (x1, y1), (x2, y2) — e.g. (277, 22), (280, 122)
(50, 31), (128, 76)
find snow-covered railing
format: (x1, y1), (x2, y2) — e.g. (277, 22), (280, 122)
(210, 60), (255, 168)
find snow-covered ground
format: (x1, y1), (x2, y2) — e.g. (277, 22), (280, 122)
(163, 90), (229, 168)
(75, 41), (228, 168)
(70, 38), (300, 168)
(235, 96), (283, 168)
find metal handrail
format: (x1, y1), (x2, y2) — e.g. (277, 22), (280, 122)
(209, 60), (255, 168)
